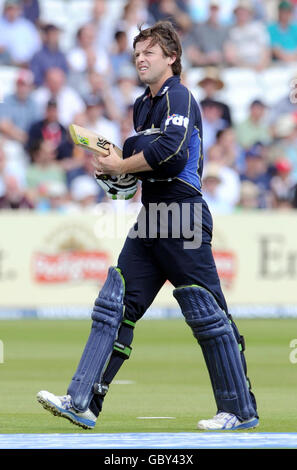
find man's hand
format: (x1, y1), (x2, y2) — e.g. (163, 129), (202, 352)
(93, 144), (153, 176)
(93, 144), (124, 176)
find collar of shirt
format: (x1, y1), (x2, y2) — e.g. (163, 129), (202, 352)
(142, 75), (181, 101)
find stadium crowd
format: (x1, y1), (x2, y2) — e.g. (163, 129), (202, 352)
(0, 0), (297, 213)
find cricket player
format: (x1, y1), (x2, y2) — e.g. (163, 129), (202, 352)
(37, 21), (259, 431)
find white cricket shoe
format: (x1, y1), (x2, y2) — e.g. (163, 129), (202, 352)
(197, 412), (259, 431)
(37, 390), (96, 430)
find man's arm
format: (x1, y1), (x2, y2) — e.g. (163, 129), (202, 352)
(94, 147), (153, 176)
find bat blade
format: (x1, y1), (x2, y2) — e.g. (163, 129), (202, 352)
(69, 124), (122, 157)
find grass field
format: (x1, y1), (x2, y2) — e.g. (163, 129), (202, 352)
(0, 318), (296, 434)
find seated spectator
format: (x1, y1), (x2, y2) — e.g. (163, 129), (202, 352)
(268, 70), (297, 124)
(110, 30), (133, 83)
(30, 23), (69, 87)
(0, 68), (39, 145)
(148, 0), (192, 35)
(83, 96), (121, 147)
(196, 67), (232, 126)
(224, 0), (271, 70)
(67, 22), (110, 77)
(65, 149), (104, 204)
(240, 144), (272, 207)
(0, 175), (34, 209)
(116, 0), (153, 49)
(216, 127), (242, 168)
(270, 156), (296, 201)
(91, 0), (120, 53)
(0, 0), (41, 65)
(271, 113), (297, 181)
(183, 1), (229, 67)
(207, 143), (241, 207)
(201, 99), (229, 154)
(268, 0), (297, 63)
(70, 174), (102, 211)
(26, 99), (73, 163)
(237, 180), (261, 209)
(32, 67), (86, 127)
(111, 64), (144, 118)
(21, 0), (40, 26)
(26, 139), (66, 203)
(202, 162), (234, 214)
(0, 143), (27, 195)
(36, 180), (74, 212)
(83, 71), (122, 123)
(236, 99), (272, 149)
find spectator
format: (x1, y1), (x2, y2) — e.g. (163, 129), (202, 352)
(110, 30), (133, 83)
(26, 139), (66, 203)
(116, 0), (153, 49)
(0, 0), (41, 65)
(91, 0), (118, 54)
(148, 0), (192, 35)
(83, 95), (121, 147)
(67, 22), (110, 77)
(21, 0), (40, 25)
(26, 99), (73, 163)
(183, 1), (229, 67)
(216, 127), (242, 168)
(270, 156), (295, 200)
(268, 0), (297, 63)
(240, 145), (272, 207)
(0, 143), (27, 195)
(207, 143), (241, 207)
(200, 99), (229, 154)
(236, 99), (272, 149)
(237, 180), (261, 209)
(0, 68), (39, 145)
(196, 67), (232, 126)
(111, 63), (144, 118)
(268, 71), (297, 124)
(35, 180), (73, 212)
(65, 148), (104, 201)
(271, 113), (297, 181)
(0, 175), (34, 209)
(70, 174), (102, 211)
(30, 23), (69, 87)
(32, 67), (86, 127)
(83, 71), (122, 123)
(119, 104), (135, 146)
(224, 0), (271, 70)
(202, 162), (234, 214)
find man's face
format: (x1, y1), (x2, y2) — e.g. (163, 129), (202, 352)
(279, 8), (292, 24)
(134, 39), (174, 87)
(5, 5), (21, 22)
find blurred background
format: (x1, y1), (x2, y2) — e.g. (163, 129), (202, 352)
(0, 0), (297, 319)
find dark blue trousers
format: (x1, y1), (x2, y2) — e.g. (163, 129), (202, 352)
(118, 196), (228, 322)
(90, 196), (257, 418)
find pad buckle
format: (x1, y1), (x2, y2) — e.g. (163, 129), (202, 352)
(93, 382), (109, 396)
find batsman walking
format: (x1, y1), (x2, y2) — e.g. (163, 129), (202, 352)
(37, 21), (259, 431)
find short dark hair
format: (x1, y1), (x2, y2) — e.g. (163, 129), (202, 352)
(133, 21), (182, 76)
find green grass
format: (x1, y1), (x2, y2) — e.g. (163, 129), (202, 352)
(0, 318), (296, 433)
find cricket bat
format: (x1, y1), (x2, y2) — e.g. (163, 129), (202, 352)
(69, 124), (122, 157)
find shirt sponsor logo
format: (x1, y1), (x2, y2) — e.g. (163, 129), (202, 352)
(165, 114), (189, 128)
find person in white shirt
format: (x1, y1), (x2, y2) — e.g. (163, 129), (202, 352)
(224, 0), (271, 71)
(0, 0), (41, 65)
(32, 67), (86, 127)
(83, 95), (121, 148)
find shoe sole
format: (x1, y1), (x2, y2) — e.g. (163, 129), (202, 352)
(37, 393), (95, 430)
(198, 417), (259, 431)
